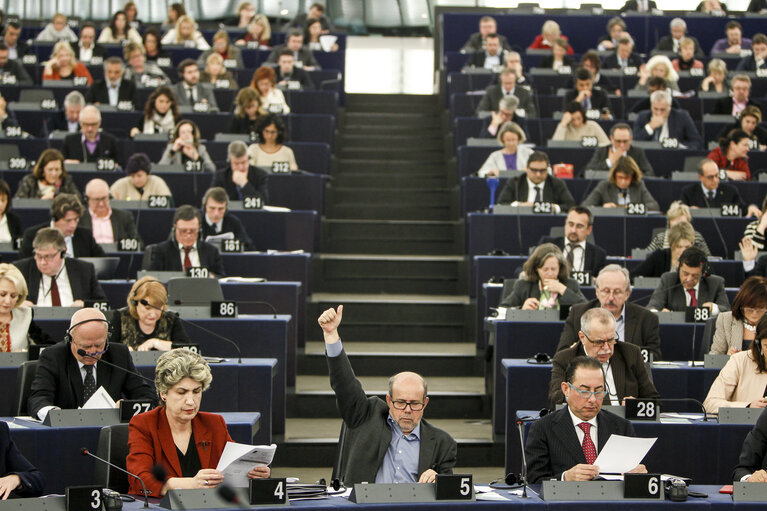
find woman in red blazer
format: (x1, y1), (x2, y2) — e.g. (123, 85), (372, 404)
(126, 349), (270, 496)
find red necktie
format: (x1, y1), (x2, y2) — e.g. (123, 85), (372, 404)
(183, 246), (192, 271)
(50, 278), (61, 306)
(687, 289), (697, 307)
(578, 422), (597, 464)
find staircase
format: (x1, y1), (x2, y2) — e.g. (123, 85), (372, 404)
(273, 94), (502, 480)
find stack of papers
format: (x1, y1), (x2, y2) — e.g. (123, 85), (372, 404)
(595, 435), (657, 479)
(216, 442), (276, 488)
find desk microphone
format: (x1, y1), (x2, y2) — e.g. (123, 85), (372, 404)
(216, 484), (241, 504)
(77, 350), (156, 385)
(80, 447), (150, 508)
(702, 193), (729, 259)
(656, 397), (709, 422)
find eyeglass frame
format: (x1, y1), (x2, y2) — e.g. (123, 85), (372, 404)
(567, 382), (607, 400)
(389, 398), (426, 411)
(581, 332), (619, 347)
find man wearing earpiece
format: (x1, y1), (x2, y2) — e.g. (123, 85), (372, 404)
(496, 151), (575, 213)
(28, 307), (156, 421)
(647, 247), (730, 314)
(78, 178), (142, 247)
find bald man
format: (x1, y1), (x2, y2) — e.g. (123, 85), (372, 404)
(28, 308), (156, 421)
(318, 305), (457, 485)
(61, 105), (120, 164)
(79, 178), (141, 246)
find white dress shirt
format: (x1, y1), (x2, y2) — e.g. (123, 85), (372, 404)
(37, 265), (74, 306)
(566, 240), (587, 272)
(178, 242), (201, 268)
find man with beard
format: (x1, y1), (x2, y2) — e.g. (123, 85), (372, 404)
(538, 206), (606, 278)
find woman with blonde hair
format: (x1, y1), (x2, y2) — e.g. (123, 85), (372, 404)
(636, 54), (679, 91)
(645, 200), (711, 254)
(701, 58), (728, 92)
(478, 121), (531, 177)
(236, 14), (272, 47)
(529, 20), (574, 53)
(229, 87), (264, 135)
(198, 30), (244, 69)
(200, 53), (237, 90)
(42, 40), (92, 85)
(631, 221), (696, 279)
(583, 156), (659, 210)
(161, 15), (210, 50)
(0, 264), (51, 350)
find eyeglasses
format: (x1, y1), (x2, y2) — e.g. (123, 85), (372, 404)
(567, 382), (607, 399)
(528, 167), (548, 174)
(744, 307), (767, 316)
(89, 196), (109, 203)
(33, 252), (61, 262)
(582, 332), (619, 347)
(596, 288), (626, 298)
(177, 228), (199, 235)
(390, 399), (425, 411)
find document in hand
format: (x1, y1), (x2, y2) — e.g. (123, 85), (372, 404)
(216, 442), (277, 487)
(81, 387), (116, 409)
(594, 435), (656, 474)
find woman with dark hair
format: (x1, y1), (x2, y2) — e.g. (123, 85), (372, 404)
(130, 86), (180, 138)
(229, 87), (264, 135)
(15, 149), (79, 199)
(123, 1), (141, 28)
(246, 114), (298, 170)
(0, 181), (20, 245)
(98, 10), (141, 45)
(538, 38), (574, 71)
(710, 277), (767, 355)
(197, 30), (244, 70)
(304, 18), (338, 51)
(163, 2), (186, 29)
(500, 243), (586, 309)
(719, 106), (767, 151)
(552, 101), (609, 144)
(143, 28), (170, 62)
(708, 129), (751, 180)
(250, 66), (290, 113)
(159, 120), (215, 173)
(583, 155), (660, 209)
(704, 310), (767, 413)
(631, 222), (695, 279)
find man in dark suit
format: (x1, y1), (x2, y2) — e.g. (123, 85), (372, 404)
(79, 178), (142, 247)
(602, 37), (644, 70)
(147, 205), (225, 277)
(549, 308), (659, 410)
(28, 308), (155, 421)
(619, 0), (657, 12)
(584, 123), (654, 176)
(681, 158), (759, 216)
(284, 2), (335, 32)
(200, 187), (254, 250)
(653, 18), (705, 57)
(61, 105), (120, 163)
(46, 90), (83, 135)
(460, 15), (511, 53)
(712, 75), (760, 117)
(558, 264), (662, 359)
(736, 33), (767, 71)
(564, 68), (610, 118)
(318, 305), (457, 485)
(20, 194), (105, 259)
(538, 206), (607, 277)
(628, 77), (681, 114)
(2, 22), (29, 61)
(633, 91), (703, 150)
(266, 30), (320, 70)
(0, 421), (44, 496)
(526, 355), (647, 483)
(84, 57), (137, 109)
(498, 151), (576, 213)
(172, 59), (219, 112)
(275, 49), (314, 90)
(14, 228), (106, 307)
(647, 247), (730, 313)
(465, 33), (508, 71)
(733, 408), (767, 481)
(476, 68), (536, 118)
(0, 43), (31, 85)
(68, 22), (109, 64)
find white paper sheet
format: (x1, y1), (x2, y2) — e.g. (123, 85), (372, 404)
(319, 35), (337, 52)
(593, 435), (656, 474)
(215, 442), (276, 487)
(81, 387), (116, 409)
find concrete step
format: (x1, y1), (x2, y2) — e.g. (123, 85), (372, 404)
(321, 219), (463, 255)
(326, 203), (453, 221)
(338, 133), (443, 150)
(333, 173), (448, 188)
(346, 93), (441, 113)
(337, 158), (446, 174)
(328, 187), (455, 207)
(313, 254), (467, 295)
(338, 146), (445, 161)
(344, 112), (441, 128)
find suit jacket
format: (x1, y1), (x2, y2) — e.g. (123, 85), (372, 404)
(539, 55), (576, 70)
(631, 248), (674, 279)
(467, 50), (509, 69)
(628, 96), (681, 114)
(1, 211), (22, 246)
(0, 421), (44, 497)
(0, 59), (32, 85)
(526, 407), (636, 483)
(328, 349), (457, 485)
(476, 84), (536, 118)
(557, 299), (662, 359)
(734, 407), (767, 480)
(28, 341), (156, 419)
(619, 0), (658, 11)
(712, 97), (760, 116)
(12, 257), (106, 304)
(46, 110), (80, 134)
(501, 278), (587, 308)
(548, 342), (660, 409)
(710, 311), (746, 355)
(61, 131), (120, 163)
(583, 144), (654, 176)
(20, 223), (105, 259)
(84, 78), (138, 107)
(582, 180), (660, 210)
(276, 66), (314, 89)
(127, 406), (231, 496)
(497, 174), (576, 210)
(171, 82), (219, 111)
(460, 32), (512, 53)
(744, 254), (767, 279)
(210, 165), (269, 204)
(68, 42), (109, 63)
(681, 182), (746, 211)
(736, 55), (767, 71)
(654, 35), (705, 58)
(285, 12), (335, 32)
(537, 236), (607, 276)
(633, 108), (703, 150)
(602, 52), (644, 70)
(564, 87), (610, 113)
(266, 45), (320, 69)
(147, 240), (225, 277)
(647, 271), (730, 311)
(79, 208), (142, 245)
(201, 213), (255, 250)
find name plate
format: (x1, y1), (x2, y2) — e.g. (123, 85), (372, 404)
(119, 399), (155, 422)
(733, 481), (767, 501)
(571, 271), (591, 285)
(187, 267), (210, 279)
(581, 136), (599, 147)
(542, 480), (660, 501)
(211, 301), (237, 318)
(66, 486), (103, 511)
(221, 239), (243, 253)
(118, 238), (140, 251)
(435, 474), (475, 501)
(249, 478), (288, 506)
(532, 202), (553, 214)
(685, 306), (711, 323)
(718, 407), (763, 424)
(624, 473), (663, 499)
(44, 408), (120, 427)
(148, 195), (170, 208)
(625, 398), (659, 421)
(721, 203), (741, 216)
(626, 203), (646, 216)
(349, 483), (438, 504)
(704, 354), (730, 369)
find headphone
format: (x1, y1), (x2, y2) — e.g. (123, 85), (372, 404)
(130, 278), (162, 307)
(526, 352), (552, 364)
(64, 317), (112, 344)
(676, 247), (711, 279)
